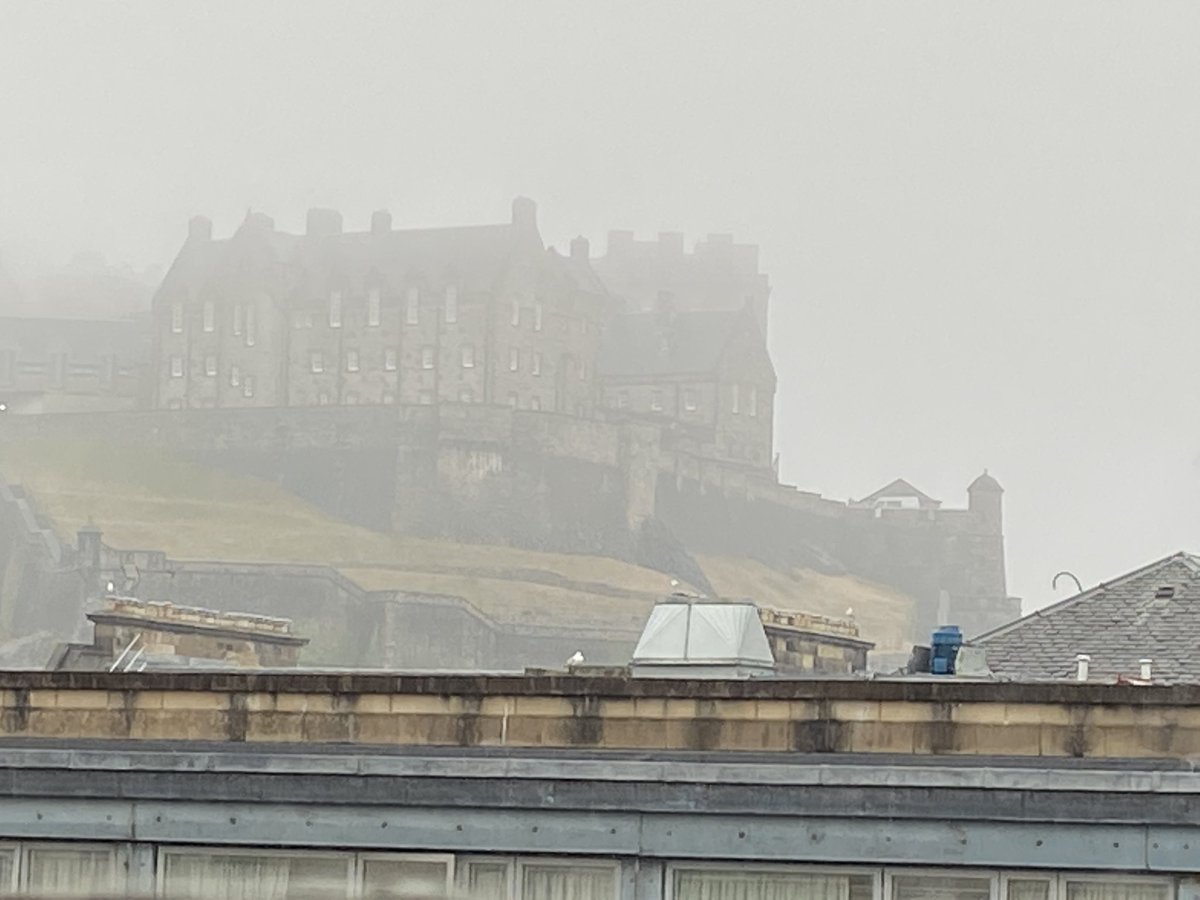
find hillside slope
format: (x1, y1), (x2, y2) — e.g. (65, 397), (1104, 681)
(0, 437), (914, 654)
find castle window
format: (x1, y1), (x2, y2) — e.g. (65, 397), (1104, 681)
(230, 365), (240, 387)
(509, 348), (520, 372)
(510, 301), (520, 327)
(461, 345), (475, 368)
(406, 287), (419, 325)
(459, 387), (474, 403)
(731, 384), (741, 415)
(242, 375), (255, 398)
(170, 302), (184, 334)
(684, 389), (697, 412)
(651, 390), (663, 412)
(204, 355), (217, 377)
(170, 356), (184, 378)
(532, 352), (542, 376)
(346, 350), (360, 373)
(534, 302), (543, 332)
(367, 288), (382, 327)
(310, 351), (324, 374)
(202, 300), (215, 333)
(233, 304), (244, 336)
(748, 386), (758, 417)
(508, 392), (518, 407)
(617, 391), (628, 409)
(329, 291), (342, 328)
(421, 347), (435, 370)
(244, 305), (256, 347)
(530, 396), (541, 411)
(384, 348), (398, 372)
(444, 286), (458, 324)
(418, 390), (433, 405)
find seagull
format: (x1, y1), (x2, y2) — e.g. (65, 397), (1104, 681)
(845, 606), (854, 618)
(670, 578), (680, 588)
(567, 651), (585, 667)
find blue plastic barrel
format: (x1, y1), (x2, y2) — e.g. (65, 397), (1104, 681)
(930, 625), (963, 675)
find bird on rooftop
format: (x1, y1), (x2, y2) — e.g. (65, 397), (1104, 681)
(567, 651), (584, 667)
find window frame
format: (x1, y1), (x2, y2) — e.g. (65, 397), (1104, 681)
(444, 285), (458, 324)
(406, 287), (420, 326)
(461, 345), (475, 369)
(384, 348), (398, 372)
(367, 288), (382, 328)
(170, 302), (184, 334)
(169, 355), (184, 378)
(668, 861), (880, 900)
(346, 349), (360, 373)
(329, 290), (343, 328)
(202, 300), (215, 333)
(310, 351), (325, 374)
(156, 844), (355, 899)
(516, 856), (621, 900)
(21, 841), (124, 896)
(421, 346), (435, 370)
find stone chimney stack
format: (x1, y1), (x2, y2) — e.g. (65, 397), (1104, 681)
(371, 210), (393, 235)
(306, 208), (343, 237)
(187, 216), (213, 243)
(570, 236), (590, 261)
(511, 196), (538, 231)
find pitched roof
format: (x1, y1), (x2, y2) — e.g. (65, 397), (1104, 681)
(596, 309), (745, 378)
(854, 478), (942, 509)
(975, 552), (1200, 683)
(161, 214), (605, 301)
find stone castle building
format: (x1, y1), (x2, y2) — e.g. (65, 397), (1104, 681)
(0, 199), (1018, 646)
(151, 200), (777, 472)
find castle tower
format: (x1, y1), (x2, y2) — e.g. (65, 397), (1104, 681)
(967, 470), (1004, 534)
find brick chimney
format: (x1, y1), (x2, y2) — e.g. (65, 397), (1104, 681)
(570, 236), (590, 261)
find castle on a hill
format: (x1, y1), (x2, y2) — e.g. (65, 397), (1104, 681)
(0, 200), (1020, 646)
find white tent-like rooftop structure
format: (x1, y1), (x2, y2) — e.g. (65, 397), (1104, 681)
(631, 596), (775, 679)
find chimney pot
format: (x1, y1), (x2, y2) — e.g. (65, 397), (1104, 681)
(306, 208), (343, 237)
(371, 210), (393, 235)
(570, 236), (590, 260)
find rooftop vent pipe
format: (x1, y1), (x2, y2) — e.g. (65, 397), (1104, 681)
(1140, 658), (1153, 681)
(1075, 654), (1090, 682)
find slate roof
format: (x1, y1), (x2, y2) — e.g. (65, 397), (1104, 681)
(161, 213), (604, 300)
(975, 552), (1200, 683)
(596, 309), (744, 378)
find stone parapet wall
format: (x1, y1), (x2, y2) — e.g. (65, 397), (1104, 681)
(0, 672), (1196, 759)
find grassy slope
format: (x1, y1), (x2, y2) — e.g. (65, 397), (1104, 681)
(0, 437), (913, 652)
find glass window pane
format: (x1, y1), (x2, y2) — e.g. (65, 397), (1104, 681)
(362, 857), (450, 898)
(1065, 882), (1170, 900)
(674, 868), (871, 900)
(458, 861), (511, 900)
(1008, 879), (1052, 900)
(892, 874), (991, 900)
(0, 847), (14, 896)
(25, 847), (117, 897)
(161, 851), (349, 900)
(522, 863), (615, 900)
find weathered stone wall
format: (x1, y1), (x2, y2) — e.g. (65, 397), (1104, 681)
(1, 671), (1197, 759)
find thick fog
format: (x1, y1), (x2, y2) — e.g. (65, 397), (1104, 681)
(2, 1), (1197, 612)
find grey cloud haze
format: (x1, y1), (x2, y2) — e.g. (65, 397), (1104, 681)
(2, 0), (1197, 610)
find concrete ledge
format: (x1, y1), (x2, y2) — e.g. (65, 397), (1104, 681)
(3, 673), (1200, 758)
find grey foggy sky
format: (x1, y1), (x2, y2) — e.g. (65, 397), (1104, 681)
(2, 1), (1197, 613)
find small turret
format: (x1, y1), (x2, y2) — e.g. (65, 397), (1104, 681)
(968, 470), (1004, 532)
